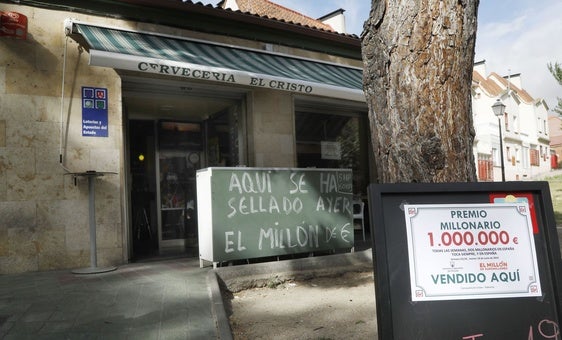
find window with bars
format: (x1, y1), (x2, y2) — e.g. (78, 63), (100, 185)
(477, 154), (493, 181)
(530, 149), (540, 166)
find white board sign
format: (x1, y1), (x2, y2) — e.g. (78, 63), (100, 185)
(404, 203), (541, 301)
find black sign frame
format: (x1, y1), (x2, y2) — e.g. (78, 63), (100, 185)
(368, 181), (562, 340)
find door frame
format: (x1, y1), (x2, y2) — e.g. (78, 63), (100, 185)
(122, 77), (248, 260)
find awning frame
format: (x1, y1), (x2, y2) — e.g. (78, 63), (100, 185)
(65, 19), (365, 102)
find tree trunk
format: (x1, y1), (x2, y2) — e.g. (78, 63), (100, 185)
(362, 0), (479, 183)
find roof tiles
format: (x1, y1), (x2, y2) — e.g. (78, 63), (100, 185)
(473, 70), (535, 103)
(227, 0), (334, 32)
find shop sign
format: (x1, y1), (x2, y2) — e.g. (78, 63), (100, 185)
(136, 60), (316, 95)
(0, 12), (27, 40)
(89, 50), (365, 102)
(82, 87), (108, 137)
(197, 168), (353, 263)
(404, 203), (541, 301)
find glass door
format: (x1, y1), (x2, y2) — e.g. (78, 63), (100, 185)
(156, 121), (202, 254)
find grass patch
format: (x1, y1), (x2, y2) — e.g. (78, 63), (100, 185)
(545, 175), (562, 225)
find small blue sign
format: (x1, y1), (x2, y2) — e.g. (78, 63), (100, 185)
(82, 87), (108, 137)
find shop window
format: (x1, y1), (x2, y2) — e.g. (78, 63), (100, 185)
(206, 108), (242, 167)
(295, 111), (368, 196)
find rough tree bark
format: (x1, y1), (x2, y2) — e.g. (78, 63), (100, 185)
(362, 0), (479, 183)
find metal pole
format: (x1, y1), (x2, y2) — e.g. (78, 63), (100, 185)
(72, 171), (117, 274)
(88, 175), (97, 268)
(498, 117), (506, 182)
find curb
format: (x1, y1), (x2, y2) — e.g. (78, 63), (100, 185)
(207, 270), (234, 340)
(215, 249), (373, 292)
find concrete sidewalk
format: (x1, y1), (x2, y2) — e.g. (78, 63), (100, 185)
(0, 239), (373, 339)
(0, 258), (225, 339)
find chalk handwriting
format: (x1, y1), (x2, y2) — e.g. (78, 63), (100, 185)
(228, 171), (272, 194)
(461, 319), (560, 340)
(316, 195), (352, 214)
(227, 196), (303, 218)
(325, 226), (337, 242)
(221, 170), (353, 258)
(320, 173), (339, 193)
(340, 222), (351, 242)
(289, 173), (308, 194)
(538, 319), (560, 339)
(224, 231), (246, 253)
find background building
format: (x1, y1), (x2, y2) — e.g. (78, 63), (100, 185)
(472, 60), (551, 181)
(548, 115), (562, 168)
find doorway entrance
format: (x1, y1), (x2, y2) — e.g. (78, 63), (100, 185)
(124, 77), (247, 260)
(128, 120), (204, 258)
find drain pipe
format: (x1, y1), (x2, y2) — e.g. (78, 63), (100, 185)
(59, 19), (73, 173)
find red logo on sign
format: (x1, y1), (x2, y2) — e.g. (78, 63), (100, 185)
(0, 12), (27, 40)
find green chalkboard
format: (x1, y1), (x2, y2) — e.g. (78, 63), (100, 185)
(197, 167), (353, 263)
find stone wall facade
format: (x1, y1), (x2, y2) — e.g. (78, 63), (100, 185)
(0, 4), (365, 273)
(0, 5), (123, 273)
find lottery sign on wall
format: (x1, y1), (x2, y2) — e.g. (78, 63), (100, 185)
(404, 203), (541, 301)
(82, 87), (108, 137)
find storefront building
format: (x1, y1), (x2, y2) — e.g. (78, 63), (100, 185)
(0, 1), (372, 273)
